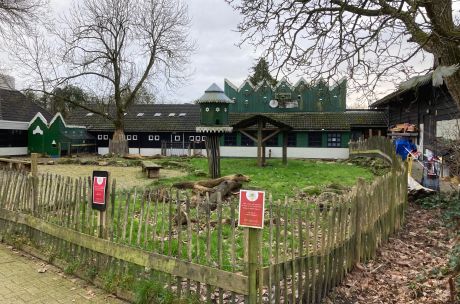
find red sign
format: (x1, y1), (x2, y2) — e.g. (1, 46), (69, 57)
(92, 176), (107, 205)
(238, 190), (265, 229)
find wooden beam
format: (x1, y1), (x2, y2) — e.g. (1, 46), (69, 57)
(261, 130), (281, 144)
(257, 120), (263, 167)
(240, 130), (257, 143)
(282, 132), (288, 165)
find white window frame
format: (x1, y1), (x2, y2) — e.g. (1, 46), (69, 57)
(126, 135), (132, 140)
(189, 136), (194, 141)
(133, 135), (138, 141)
(201, 136), (206, 141)
(154, 135), (160, 141)
(174, 135), (181, 141)
(98, 135), (103, 140)
(103, 135), (108, 140)
(148, 135), (154, 141)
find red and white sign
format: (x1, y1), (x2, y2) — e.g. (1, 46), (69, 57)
(92, 176), (107, 205)
(238, 190), (265, 229)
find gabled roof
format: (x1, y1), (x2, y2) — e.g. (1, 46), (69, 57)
(66, 104), (201, 132)
(0, 89), (52, 122)
(229, 110), (387, 131)
(67, 103), (386, 132)
(370, 73), (433, 108)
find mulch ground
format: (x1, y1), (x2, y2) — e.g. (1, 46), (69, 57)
(325, 202), (454, 304)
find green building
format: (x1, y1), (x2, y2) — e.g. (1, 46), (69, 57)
(28, 113), (96, 157)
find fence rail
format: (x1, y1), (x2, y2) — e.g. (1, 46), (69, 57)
(0, 137), (407, 303)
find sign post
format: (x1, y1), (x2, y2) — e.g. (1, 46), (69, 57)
(239, 190), (265, 304)
(92, 171), (109, 238)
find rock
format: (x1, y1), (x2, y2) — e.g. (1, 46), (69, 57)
(47, 160), (55, 165)
(301, 185), (322, 196)
(98, 161), (109, 166)
(193, 169), (207, 177)
(79, 159), (88, 165)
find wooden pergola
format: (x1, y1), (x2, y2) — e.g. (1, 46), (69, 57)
(233, 115), (292, 167)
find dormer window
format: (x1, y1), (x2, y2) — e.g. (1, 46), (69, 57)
(179, 113), (186, 117)
(86, 113), (94, 117)
(169, 113), (176, 117)
(154, 113), (162, 117)
(137, 113), (144, 117)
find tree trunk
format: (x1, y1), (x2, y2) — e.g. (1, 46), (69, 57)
(109, 128), (129, 156)
(205, 134), (221, 178)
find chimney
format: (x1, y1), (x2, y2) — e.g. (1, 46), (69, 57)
(0, 74), (15, 90)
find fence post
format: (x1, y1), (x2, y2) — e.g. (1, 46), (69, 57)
(355, 178), (365, 265)
(31, 153), (38, 214)
(248, 227), (260, 304)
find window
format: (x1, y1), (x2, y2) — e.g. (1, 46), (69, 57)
(124, 112), (127, 116)
(179, 113), (186, 117)
(126, 135), (132, 140)
(154, 135), (160, 141)
(98, 135), (102, 140)
(148, 135), (154, 141)
(224, 133), (237, 146)
(174, 135), (181, 141)
(287, 133), (297, 147)
(133, 135), (138, 141)
(86, 113), (94, 117)
(154, 113), (162, 117)
(169, 113), (176, 117)
(308, 132), (322, 147)
(137, 113), (144, 117)
(103, 135), (108, 140)
(189, 136), (194, 142)
(327, 133), (342, 147)
(241, 133), (254, 146)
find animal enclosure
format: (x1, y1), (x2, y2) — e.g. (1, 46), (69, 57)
(0, 137), (407, 303)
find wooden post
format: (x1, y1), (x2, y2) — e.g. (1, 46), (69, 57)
(282, 132), (288, 165)
(368, 128), (373, 138)
(31, 153), (38, 214)
(98, 172), (110, 239)
(257, 120), (263, 167)
(248, 227), (260, 304)
(205, 133), (221, 178)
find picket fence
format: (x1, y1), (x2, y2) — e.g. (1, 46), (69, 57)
(0, 137), (407, 303)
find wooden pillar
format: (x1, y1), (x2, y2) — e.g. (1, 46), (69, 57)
(378, 129), (382, 137)
(368, 128), (373, 138)
(282, 131), (288, 165)
(257, 120), (263, 167)
(262, 143), (266, 166)
(247, 228), (260, 304)
(31, 153), (38, 214)
(205, 133), (221, 178)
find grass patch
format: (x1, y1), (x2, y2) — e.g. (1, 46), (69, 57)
(152, 157), (373, 199)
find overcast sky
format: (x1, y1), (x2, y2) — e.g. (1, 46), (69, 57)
(2, 0), (430, 107)
(46, 0), (259, 104)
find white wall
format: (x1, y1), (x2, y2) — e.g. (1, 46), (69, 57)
(437, 119), (460, 140)
(97, 146), (349, 159)
(0, 120), (28, 130)
(139, 148), (162, 156)
(98, 147), (109, 155)
(220, 146), (349, 159)
(0, 147), (27, 156)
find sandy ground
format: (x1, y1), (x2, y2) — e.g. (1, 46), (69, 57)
(38, 164), (186, 189)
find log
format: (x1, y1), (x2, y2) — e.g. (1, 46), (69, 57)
(173, 174), (250, 192)
(200, 180), (242, 212)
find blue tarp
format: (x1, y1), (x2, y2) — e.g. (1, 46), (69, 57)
(394, 139), (417, 161)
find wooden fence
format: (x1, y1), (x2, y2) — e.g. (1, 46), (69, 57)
(0, 138), (407, 303)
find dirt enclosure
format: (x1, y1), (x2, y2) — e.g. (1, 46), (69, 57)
(38, 164), (186, 189)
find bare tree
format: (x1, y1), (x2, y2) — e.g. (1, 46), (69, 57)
(227, 0), (460, 106)
(9, 0), (193, 154)
(0, 0), (46, 36)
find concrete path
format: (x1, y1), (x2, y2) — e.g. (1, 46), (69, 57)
(0, 243), (127, 304)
